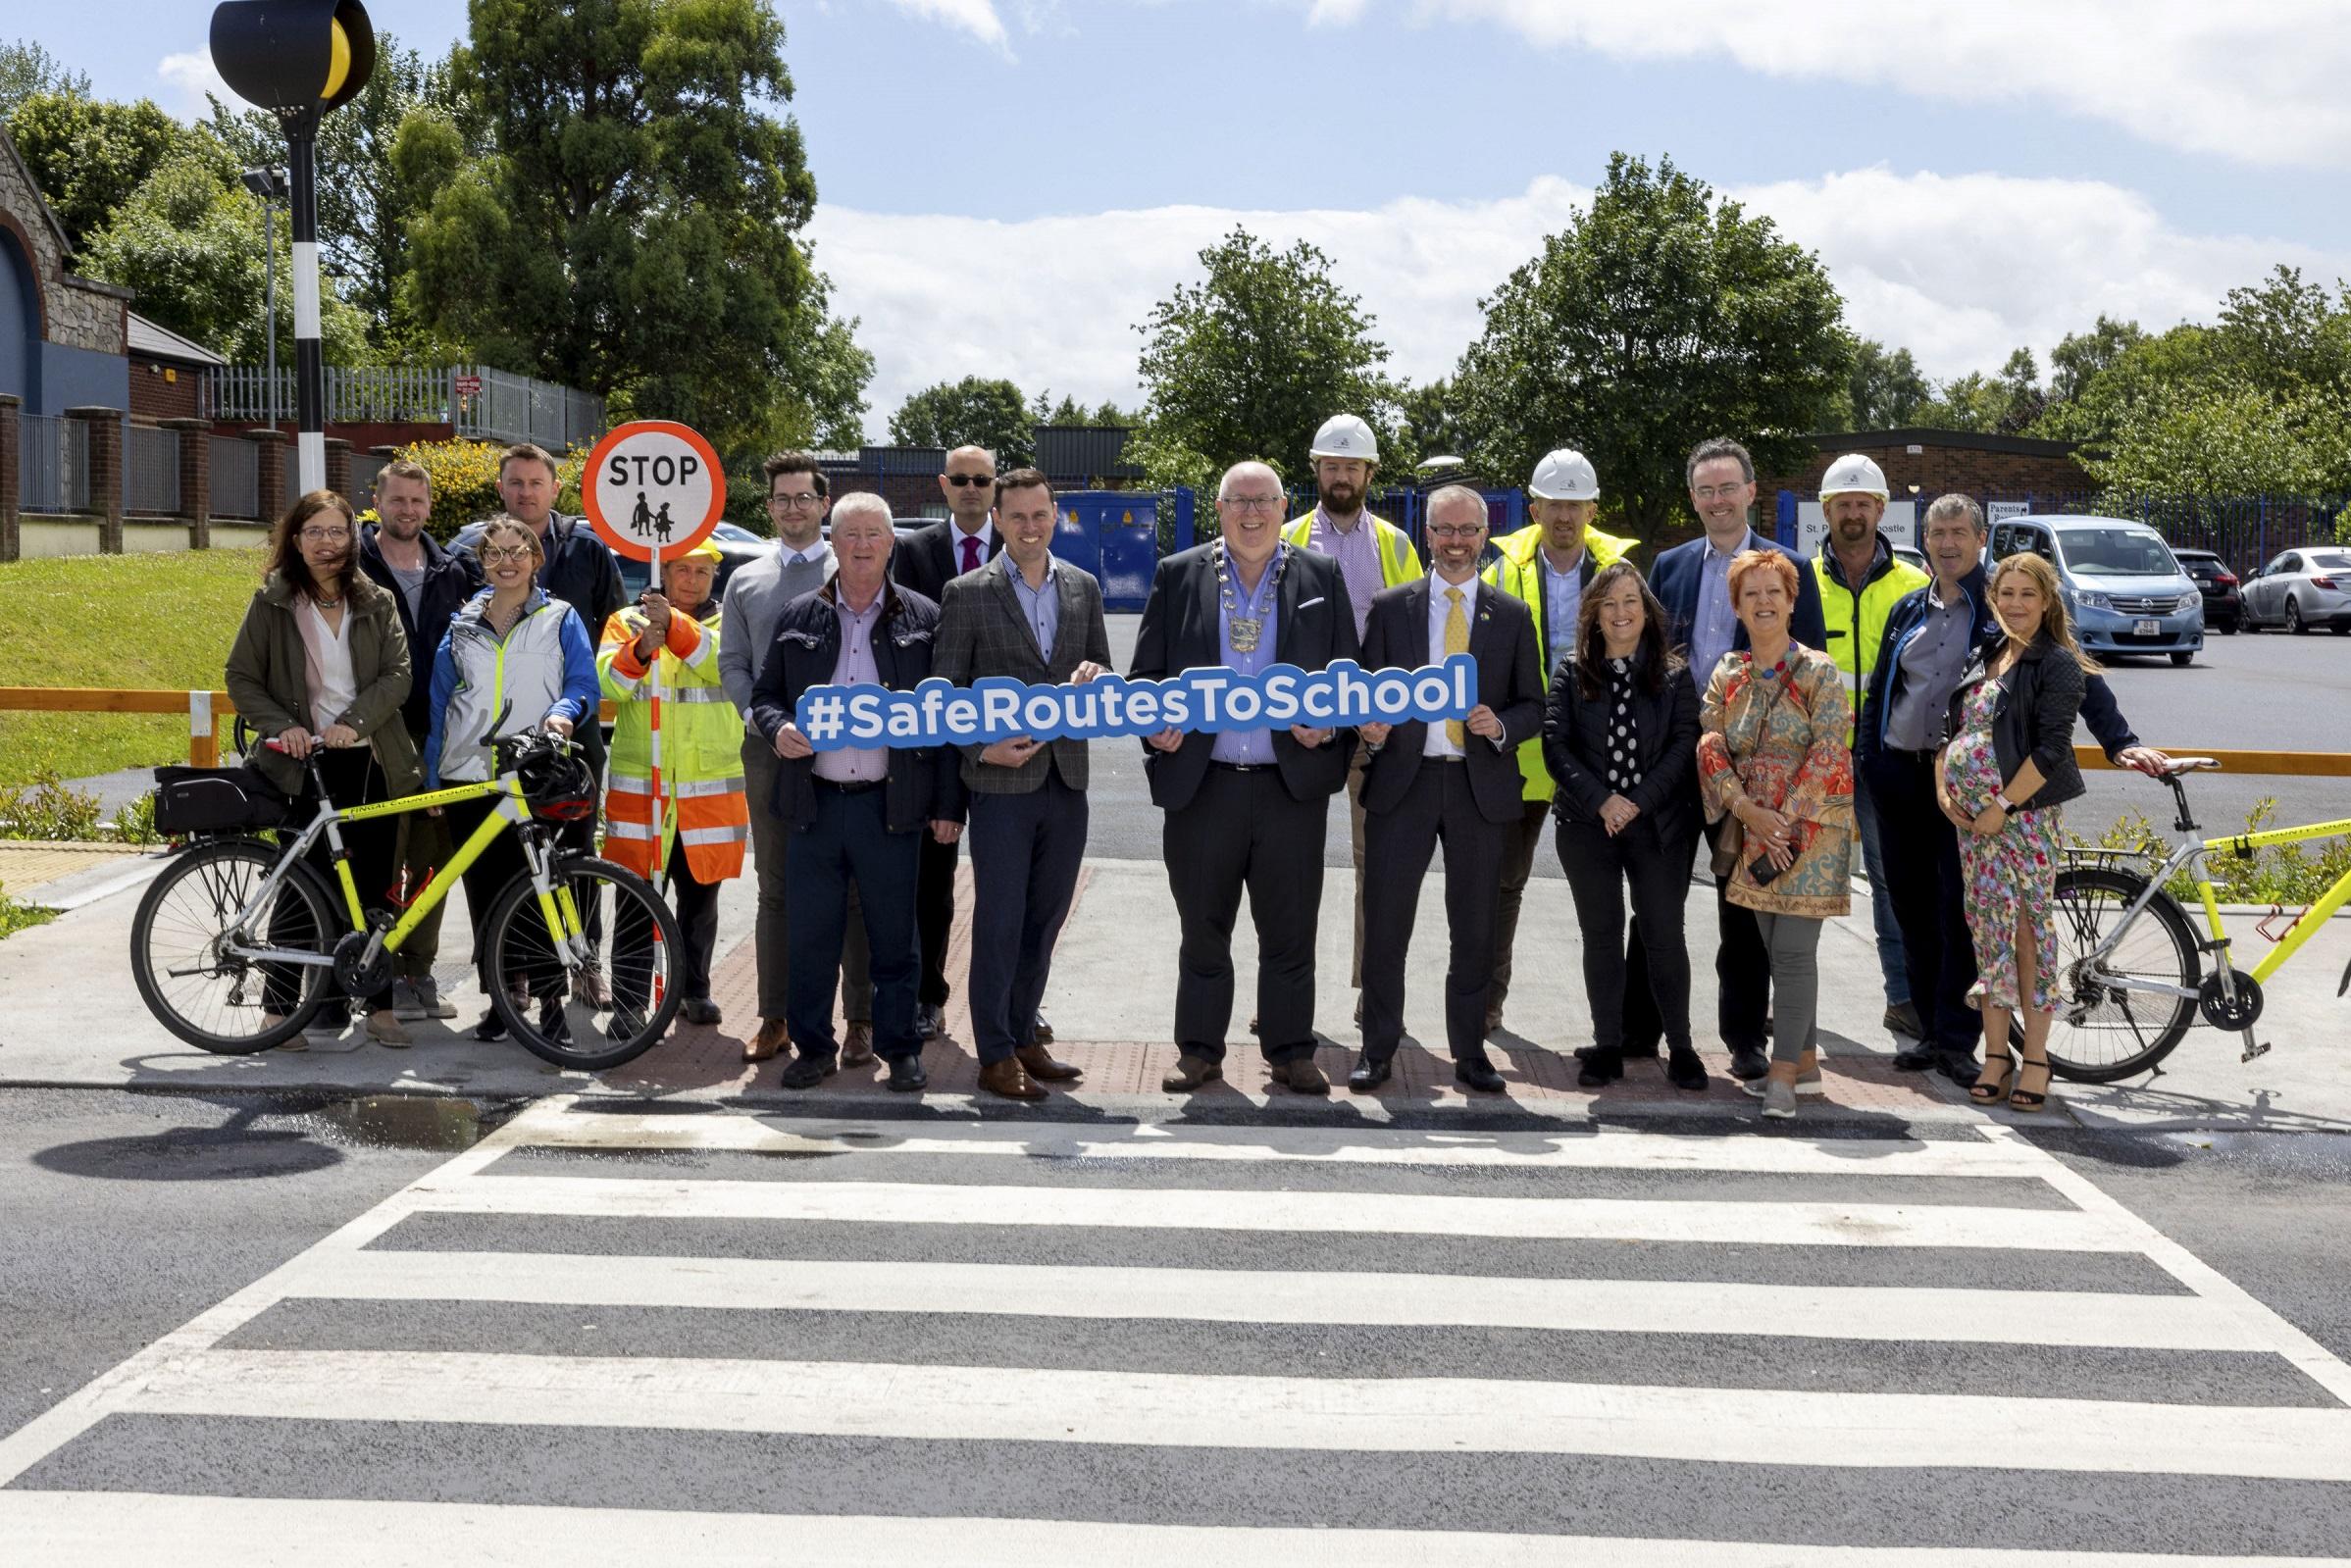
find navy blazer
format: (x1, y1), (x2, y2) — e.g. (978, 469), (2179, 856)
(1357, 578), (1543, 826)
(1648, 528), (1828, 680)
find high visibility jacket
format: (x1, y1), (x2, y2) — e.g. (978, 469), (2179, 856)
(1281, 510), (1422, 590)
(1481, 522), (1639, 802)
(1814, 540), (1928, 749)
(597, 601), (748, 883)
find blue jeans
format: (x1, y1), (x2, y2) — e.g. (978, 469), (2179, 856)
(1854, 770), (1911, 1008)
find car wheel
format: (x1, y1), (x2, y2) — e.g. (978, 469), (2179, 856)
(2218, 616), (2238, 634)
(2286, 598), (2308, 633)
(2169, 650), (2193, 666)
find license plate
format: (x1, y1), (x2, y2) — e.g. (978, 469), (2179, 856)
(2134, 619), (2161, 636)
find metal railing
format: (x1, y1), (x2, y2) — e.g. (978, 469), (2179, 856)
(209, 437), (260, 520)
(125, 426), (181, 516)
(204, 364), (606, 451)
(18, 415), (90, 514)
(349, 451), (387, 511)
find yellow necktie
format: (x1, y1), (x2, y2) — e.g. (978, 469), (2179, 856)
(1445, 586), (1468, 748)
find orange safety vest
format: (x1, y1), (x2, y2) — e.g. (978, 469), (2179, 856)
(596, 603), (748, 884)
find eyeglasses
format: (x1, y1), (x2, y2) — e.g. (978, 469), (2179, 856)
(1426, 525), (1485, 538)
(1220, 495), (1283, 511)
(770, 491), (824, 509)
(1691, 483), (1749, 502)
(481, 545), (537, 565)
(945, 474), (996, 488)
(298, 527), (351, 544)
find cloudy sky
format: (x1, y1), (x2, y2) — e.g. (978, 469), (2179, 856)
(26, 0), (2349, 434)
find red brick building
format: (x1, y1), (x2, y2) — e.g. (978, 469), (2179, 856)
(1760, 428), (2095, 503)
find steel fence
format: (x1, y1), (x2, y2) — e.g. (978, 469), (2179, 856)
(209, 437), (260, 520)
(125, 425), (181, 515)
(465, 366), (606, 451)
(204, 364), (606, 451)
(18, 415), (89, 514)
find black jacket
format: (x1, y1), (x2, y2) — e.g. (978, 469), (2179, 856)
(1127, 543), (1360, 812)
(1358, 579), (1542, 826)
(746, 579), (962, 834)
(1945, 635), (2087, 812)
(1542, 649), (1703, 842)
(894, 518), (1003, 605)
(356, 525), (484, 741)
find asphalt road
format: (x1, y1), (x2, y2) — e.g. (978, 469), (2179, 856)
(3, 1090), (2349, 1559)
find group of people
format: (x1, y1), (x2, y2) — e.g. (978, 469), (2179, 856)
(221, 426), (2170, 1112)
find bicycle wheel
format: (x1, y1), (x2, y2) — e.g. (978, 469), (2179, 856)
(2017, 865), (2201, 1083)
(129, 838), (337, 1053)
(482, 853), (683, 1070)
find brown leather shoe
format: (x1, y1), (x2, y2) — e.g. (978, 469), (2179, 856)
(1161, 1053), (1222, 1091)
(840, 1022), (876, 1067)
(1271, 1057), (1330, 1096)
(1016, 1042), (1083, 1081)
(978, 1057), (1048, 1100)
(743, 1019), (789, 1062)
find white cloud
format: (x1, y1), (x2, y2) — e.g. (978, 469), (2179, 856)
(811, 168), (2342, 437)
(156, 51), (230, 123)
(879, 0), (1014, 53)
(1322, 0), (2351, 170)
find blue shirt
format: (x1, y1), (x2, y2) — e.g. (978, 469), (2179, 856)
(1209, 548), (1281, 765)
(1008, 557), (1061, 661)
(1542, 551), (1583, 663)
(1690, 538), (1740, 694)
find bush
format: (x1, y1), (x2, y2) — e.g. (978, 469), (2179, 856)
(2078, 797), (2351, 905)
(390, 439), (587, 542)
(0, 882), (57, 942)
(0, 772), (159, 844)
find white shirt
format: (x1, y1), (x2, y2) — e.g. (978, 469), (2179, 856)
(948, 519), (995, 575)
(1423, 573), (1480, 758)
(302, 597), (358, 733)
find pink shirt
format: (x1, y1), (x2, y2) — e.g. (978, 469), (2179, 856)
(1306, 507), (1383, 640)
(812, 590), (890, 783)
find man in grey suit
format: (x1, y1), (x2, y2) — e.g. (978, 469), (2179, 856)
(718, 451), (870, 1065)
(930, 469), (1113, 1100)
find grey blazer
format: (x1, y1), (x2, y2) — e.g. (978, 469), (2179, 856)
(931, 553), (1114, 794)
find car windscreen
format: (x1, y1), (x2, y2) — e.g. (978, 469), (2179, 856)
(2056, 529), (2176, 576)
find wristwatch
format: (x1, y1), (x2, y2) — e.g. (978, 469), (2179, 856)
(1996, 791), (2021, 813)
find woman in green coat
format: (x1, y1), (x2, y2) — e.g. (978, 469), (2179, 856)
(224, 489), (423, 1047)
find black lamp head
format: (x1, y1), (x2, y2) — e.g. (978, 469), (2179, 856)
(210, 0), (376, 114)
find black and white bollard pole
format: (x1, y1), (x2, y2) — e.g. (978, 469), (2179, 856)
(284, 114), (326, 495)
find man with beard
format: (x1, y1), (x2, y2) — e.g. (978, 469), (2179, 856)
(356, 459), (483, 1022)
(1280, 414), (1421, 1025)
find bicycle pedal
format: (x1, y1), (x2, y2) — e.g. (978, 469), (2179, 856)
(2241, 1039), (2272, 1063)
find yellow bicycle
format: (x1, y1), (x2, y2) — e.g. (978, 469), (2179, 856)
(2036, 758), (2351, 1080)
(130, 731), (681, 1070)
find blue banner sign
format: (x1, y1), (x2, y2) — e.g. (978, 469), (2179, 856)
(793, 658), (1478, 751)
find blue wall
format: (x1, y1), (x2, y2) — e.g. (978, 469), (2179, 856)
(37, 339), (127, 415)
(0, 228), (35, 405)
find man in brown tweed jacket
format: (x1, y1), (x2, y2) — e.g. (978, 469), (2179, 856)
(930, 468), (1115, 1099)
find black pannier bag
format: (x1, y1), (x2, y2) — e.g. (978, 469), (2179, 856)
(151, 764), (296, 836)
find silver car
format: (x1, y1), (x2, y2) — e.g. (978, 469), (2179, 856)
(2242, 545), (2351, 634)
(1990, 514), (2204, 666)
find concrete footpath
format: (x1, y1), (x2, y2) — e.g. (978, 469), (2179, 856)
(4, 846), (2345, 1134)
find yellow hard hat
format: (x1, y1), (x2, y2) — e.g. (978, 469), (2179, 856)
(665, 538), (724, 565)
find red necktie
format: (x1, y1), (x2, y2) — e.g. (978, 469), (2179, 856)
(960, 535), (981, 575)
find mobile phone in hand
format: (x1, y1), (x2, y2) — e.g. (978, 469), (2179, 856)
(1748, 851), (1786, 885)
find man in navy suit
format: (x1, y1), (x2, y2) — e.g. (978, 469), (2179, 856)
(1620, 437), (1825, 1081)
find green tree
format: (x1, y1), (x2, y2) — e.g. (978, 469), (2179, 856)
(1392, 379), (1477, 472)
(890, 376), (1035, 464)
(404, 0), (869, 454)
(77, 152), (371, 365)
(1831, 338), (1932, 430)
(5, 91), (228, 242)
(1029, 389), (1131, 428)
(1133, 226), (1396, 490)
(2046, 314), (2146, 406)
(1451, 153), (1850, 540)
(0, 38), (90, 119)
(2086, 379), (2351, 497)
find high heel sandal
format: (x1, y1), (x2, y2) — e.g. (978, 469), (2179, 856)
(2010, 1056), (2053, 1114)
(1969, 1049), (2016, 1104)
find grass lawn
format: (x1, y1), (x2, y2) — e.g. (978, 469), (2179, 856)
(0, 548), (268, 786)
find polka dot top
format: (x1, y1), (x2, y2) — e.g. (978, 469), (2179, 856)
(1603, 657), (1642, 793)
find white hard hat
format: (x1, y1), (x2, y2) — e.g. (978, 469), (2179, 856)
(1528, 447), (1601, 501)
(1308, 414), (1379, 462)
(1820, 453), (1889, 500)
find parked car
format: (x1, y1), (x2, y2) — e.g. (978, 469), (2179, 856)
(2171, 547), (2243, 633)
(2241, 546), (2351, 634)
(1988, 514), (2203, 666)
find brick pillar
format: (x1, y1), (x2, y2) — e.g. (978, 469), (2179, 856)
(324, 435), (353, 501)
(0, 394), (20, 564)
(164, 417), (213, 548)
(67, 406), (125, 554)
(250, 427), (289, 527)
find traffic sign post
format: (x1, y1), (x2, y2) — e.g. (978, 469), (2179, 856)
(583, 421), (728, 895)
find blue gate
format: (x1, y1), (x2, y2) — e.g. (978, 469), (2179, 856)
(1058, 490), (1160, 611)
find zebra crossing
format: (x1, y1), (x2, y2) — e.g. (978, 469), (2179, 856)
(2, 1096), (2348, 1563)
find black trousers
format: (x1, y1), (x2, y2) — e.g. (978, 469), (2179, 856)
(1622, 810), (1769, 1052)
(1558, 815), (1699, 1055)
(267, 746), (398, 1014)
(1865, 746), (1981, 1056)
(915, 832), (956, 1009)
(1164, 765), (1328, 1063)
(965, 771), (1088, 1064)
(1360, 758), (1505, 1063)
(785, 784), (922, 1061)
(613, 835), (722, 1008)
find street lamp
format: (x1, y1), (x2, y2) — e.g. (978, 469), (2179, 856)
(210, 0), (375, 495)
(239, 167), (289, 430)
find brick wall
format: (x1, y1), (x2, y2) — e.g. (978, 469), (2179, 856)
(129, 360), (205, 422)
(1760, 430), (2093, 501)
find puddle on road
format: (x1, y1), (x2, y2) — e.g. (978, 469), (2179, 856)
(295, 1094), (497, 1152)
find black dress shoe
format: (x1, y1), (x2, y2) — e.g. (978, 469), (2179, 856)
(1577, 1049), (1624, 1087)
(680, 998), (722, 1027)
(1665, 1047), (1712, 1092)
(887, 1055), (928, 1092)
(914, 1004), (945, 1040)
(780, 1052), (837, 1089)
(1578, 1041), (1659, 1062)
(1892, 1043), (1939, 1072)
(1455, 1056), (1507, 1093)
(1934, 1052), (1983, 1087)
(1728, 1043), (1770, 1081)
(1347, 1053), (1392, 1092)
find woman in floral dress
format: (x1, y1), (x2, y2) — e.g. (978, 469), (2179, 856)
(1936, 551), (2088, 1113)
(1696, 550), (1854, 1119)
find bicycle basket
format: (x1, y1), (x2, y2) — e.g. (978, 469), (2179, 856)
(151, 764), (295, 836)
